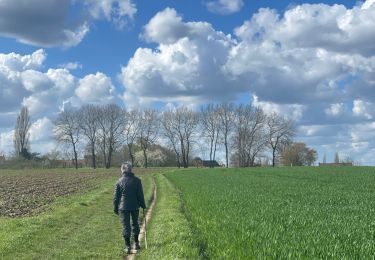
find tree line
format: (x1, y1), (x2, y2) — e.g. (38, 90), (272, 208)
(12, 103), (317, 169)
(51, 102), (301, 169)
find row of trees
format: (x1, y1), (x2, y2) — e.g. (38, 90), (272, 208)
(53, 102), (298, 169)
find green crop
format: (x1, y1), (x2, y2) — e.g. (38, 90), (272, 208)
(166, 167), (375, 259)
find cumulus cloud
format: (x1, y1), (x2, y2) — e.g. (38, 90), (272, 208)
(0, 49), (47, 113)
(0, 48), (121, 155)
(0, 49), (46, 71)
(119, 2), (375, 164)
(141, 8), (188, 44)
(352, 99), (375, 119)
(29, 117), (54, 142)
(86, 0), (137, 29)
(0, 0), (136, 48)
(75, 72), (116, 104)
(0, 130), (14, 155)
(252, 95), (305, 121)
(122, 7), (239, 107)
(123, 3), (375, 107)
(22, 68), (77, 117)
(325, 103), (344, 117)
(205, 0), (244, 15)
(58, 62), (82, 70)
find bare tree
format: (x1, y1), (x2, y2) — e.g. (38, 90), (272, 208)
(14, 106), (31, 158)
(217, 103), (235, 168)
(200, 104), (221, 167)
(54, 108), (80, 169)
(124, 109), (141, 166)
(79, 104), (99, 168)
(266, 113), (296, 167)
(138, 109), (159, 168)
(160, 106), (198, 168)
(161, 110), (182, 168)
(97, 104), (126, 169)
(176, 106), (198, 168)
(233, 105), (266, 167)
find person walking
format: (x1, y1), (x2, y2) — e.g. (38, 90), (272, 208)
(114, 162), (146, 254)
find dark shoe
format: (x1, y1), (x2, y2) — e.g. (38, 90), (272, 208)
(134, 234), (140, 250)
(124, 237), (131, 254)
(135, 242), (141, 250)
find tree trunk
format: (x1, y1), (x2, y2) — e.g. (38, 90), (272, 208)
(186, 141), (190, 168)
(73, 143), (78, 169)
(213, 131), (219, 167)
(128, 144), (134, 165)
(143, 148), (148, 168)
(225, 138), (229, 168)
(91, 142), (96, 169)
(209, 138), (213, 168)
(180, 139), (187, 168)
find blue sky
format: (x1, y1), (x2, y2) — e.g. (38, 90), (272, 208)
(0, 0), (375, 165)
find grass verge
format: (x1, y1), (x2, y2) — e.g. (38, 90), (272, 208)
(0, 169), (155, 259)
(137, 173), (202, 260)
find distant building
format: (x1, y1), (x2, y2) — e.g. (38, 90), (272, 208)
(201, 160), (221, 168)
(319, 162), (353, 166)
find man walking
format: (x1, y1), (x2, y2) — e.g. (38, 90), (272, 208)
(114, 162), (146, 254)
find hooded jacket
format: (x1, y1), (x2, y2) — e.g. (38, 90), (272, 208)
(113, 171), (146, 212)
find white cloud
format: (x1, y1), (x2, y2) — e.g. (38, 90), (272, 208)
(0, 130), (14, 156)
(0, 49), (47, 112)
(0, 117), (55, 156)
(141, 8), (189, 44)
(252, 95), (305, 121)
(85, 0), (137, 29)
(22, 68), (77, 117)
(325, 103), (344, 116)
(119, 3), (375, 164)
(0, 49), (46, 71)
(205, 0), (244, 15)
(29, 117), (54, 142)
(58, 62), (82, 70)
(352, 99), (374, 119)
(122, 8), (238, 107)
(362, 0), (375, 9)
(0, 49), (120, 156)
(76, 72), (116, 104)
(126, 2), (375, 109)
(21, 70), (53, 92)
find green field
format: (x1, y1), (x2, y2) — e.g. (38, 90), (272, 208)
(163, 167), (375, 259)
(1, 167), (375, 259)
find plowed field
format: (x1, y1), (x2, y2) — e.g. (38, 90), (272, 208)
(0, 170), (117, 217)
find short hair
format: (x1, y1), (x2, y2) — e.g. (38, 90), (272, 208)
(121, 162), (132, 173)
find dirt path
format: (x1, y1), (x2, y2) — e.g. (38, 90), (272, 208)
(127, 176), (157, 260)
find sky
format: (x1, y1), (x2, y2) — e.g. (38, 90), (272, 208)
(0, 0), (375, 165)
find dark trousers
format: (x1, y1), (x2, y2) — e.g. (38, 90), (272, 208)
(120, 210), (140, 239)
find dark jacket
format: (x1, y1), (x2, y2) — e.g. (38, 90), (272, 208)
(114, 171), (146, 213)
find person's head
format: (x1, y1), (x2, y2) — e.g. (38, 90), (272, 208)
(121, 162), (132, 173)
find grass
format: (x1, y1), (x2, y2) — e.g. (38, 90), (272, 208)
(0, 168), (156, 259)
(165, 167), (375, 259)
(138, 173), (202, 260)
(3, 166), (375, 259)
